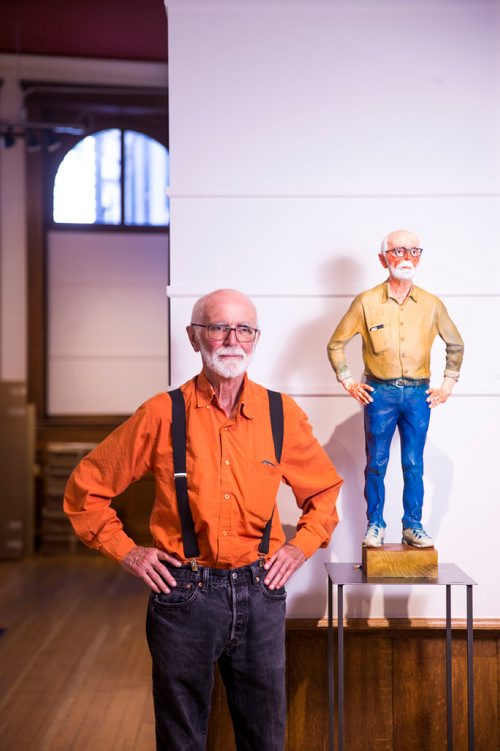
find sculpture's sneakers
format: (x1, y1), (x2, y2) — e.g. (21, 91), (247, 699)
(362, 524), (385, 547)
(402, 527), (434, 548)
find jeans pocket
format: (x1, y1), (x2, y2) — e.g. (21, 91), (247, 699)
(259, 580), (287, 601)
(152, 583), (200, 609)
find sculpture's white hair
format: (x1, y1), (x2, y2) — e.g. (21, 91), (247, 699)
(380, 234), (390, 253)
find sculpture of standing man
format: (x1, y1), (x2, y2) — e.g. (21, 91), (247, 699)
(327, 229), (464, 548)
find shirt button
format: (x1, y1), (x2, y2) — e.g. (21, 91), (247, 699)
(224, 493), (230, 499)
(404, 369), (409, 374)
(401, 353), (406, 357)
(400, 337), (405, 342)
(225, 459), (230, 466)
(222, 530), (228, 536)
(400, 322), (404, 326)
(206, 404), (211, 409)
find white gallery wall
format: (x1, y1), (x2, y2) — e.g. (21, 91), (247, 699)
(165, 0), (500, 619)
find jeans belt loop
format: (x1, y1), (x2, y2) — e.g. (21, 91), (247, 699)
(251, 561), (263, 583)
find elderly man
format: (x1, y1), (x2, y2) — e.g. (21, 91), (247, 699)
(64, 288), (342, 751)
(327, 229), (463, 549)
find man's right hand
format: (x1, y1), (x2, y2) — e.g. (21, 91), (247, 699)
(121, 546), (182, 593)
(341, 377), (374, 405)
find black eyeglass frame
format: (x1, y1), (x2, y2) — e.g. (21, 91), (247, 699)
(190, 323), (260, 342)
(385, 247), (423, 258)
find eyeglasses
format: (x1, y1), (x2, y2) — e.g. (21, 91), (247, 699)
(386, 247), (423, 258)
(190, 323), (259, 342)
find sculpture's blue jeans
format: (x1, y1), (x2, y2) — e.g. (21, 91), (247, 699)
(364, 379), (431, 530)
(146, 561), (286, 751)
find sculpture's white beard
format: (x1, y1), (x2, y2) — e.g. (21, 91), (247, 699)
(200, 343), (253, 379)
(391, 263), (415, 281)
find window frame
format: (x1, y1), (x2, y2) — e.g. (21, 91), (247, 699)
(25, 83), (169, 424)
(52, 127), (170, 229)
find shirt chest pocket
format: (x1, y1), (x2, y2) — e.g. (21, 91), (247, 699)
(366, 319), (390, 354)
(245, 460), (283, 525)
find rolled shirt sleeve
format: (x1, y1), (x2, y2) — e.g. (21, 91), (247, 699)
(280, 396), (343, 559)
(63, 402), (153, 562)
(327, 296), (363, 382)
(436, 298), (464, 379)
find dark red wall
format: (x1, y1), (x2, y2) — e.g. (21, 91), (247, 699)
(0, 0), (167, 62)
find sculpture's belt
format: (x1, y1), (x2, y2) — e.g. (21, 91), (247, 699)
(366, 376), (430, 388)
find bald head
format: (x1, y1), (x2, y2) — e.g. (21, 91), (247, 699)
(191, 289), (258, 328)
(381, 228), (420, 253)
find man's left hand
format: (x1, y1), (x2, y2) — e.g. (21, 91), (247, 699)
(426, 376), (457, 408)
(263, 543), (306, 590)
(426, 387), (451, 408)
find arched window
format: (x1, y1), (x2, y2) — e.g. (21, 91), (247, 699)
(53, 128), (169, 226)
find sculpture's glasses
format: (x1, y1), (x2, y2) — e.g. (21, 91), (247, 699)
(386, 247), (423, 258)
(190, 323), (259, 342)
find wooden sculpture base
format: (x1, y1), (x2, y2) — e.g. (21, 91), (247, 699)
(362, 543), (438, 579)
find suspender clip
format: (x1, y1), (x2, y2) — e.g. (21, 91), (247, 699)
(190, 559), (199, 572)
(258, 555), (266, 568)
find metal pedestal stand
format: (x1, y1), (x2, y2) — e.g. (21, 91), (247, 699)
(325, 562), (476, 751)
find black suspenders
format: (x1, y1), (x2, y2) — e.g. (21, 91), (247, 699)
(258, 389), (283, 557)
(169, 388), (200, 559)
(168, 387), (284, 562)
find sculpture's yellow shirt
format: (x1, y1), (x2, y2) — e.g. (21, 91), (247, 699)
(327, 282), (464, 382)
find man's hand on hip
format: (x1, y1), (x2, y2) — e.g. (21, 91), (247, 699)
(263, 543), (306, 590)
(121, 546), (182, 593)
(341, 377), (374, 405)
(426, 376), (456, 408)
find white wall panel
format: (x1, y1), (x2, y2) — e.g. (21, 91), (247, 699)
(169, 196), (500, 295)
(168, 1), (500, 196)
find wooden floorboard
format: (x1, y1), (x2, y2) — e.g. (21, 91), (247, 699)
(0, 555), (154, 751)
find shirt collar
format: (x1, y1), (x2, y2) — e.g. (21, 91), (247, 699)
(194, 371), (254, 419)
(383, 281), (418, 303)
(194, 371), (216, 407)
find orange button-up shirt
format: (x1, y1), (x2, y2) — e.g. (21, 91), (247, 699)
(64, 372), (342, 568)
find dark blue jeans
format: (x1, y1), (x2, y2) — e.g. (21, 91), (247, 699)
(146, 561), (286, 751)
(364, 379), (431, 530)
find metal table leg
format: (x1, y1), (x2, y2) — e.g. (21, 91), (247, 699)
(337, 583), (344, 751)
(466, 585), (474, 750)
(446, 584), (453, 750)
(328, 579), (334, 751)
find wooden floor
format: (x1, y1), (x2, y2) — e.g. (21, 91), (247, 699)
(0, 555), (156, 751)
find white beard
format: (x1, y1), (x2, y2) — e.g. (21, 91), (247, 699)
(391, 263), (415, 281)
(199, 343), (253, 379)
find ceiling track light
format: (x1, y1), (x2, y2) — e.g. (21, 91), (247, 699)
(0, 118), (87, 155)
(0, 127), (16, 150)
(26, 129), (42, 154)
(46, 131), (62, 153)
